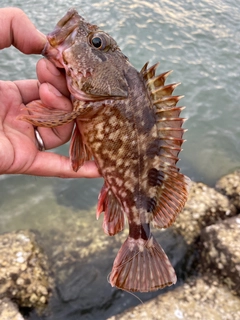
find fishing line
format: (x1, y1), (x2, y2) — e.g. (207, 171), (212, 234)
(110, 233), (154, 270)
(106, 272), (144, 305)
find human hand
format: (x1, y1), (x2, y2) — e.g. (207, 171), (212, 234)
(0, 8), (99, 178)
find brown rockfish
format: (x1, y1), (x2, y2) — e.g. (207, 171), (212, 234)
(20, 9), (190, 292)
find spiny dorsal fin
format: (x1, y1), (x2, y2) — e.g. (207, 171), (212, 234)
(146, 70), (173, 91)
(141, 62), (186, 163)
(150, 82), (180, 100)
(141, 62), (182, 110)
(141, 63), (190, 228)
(141, 62), (160, 81)
(140, 62), (149, 75)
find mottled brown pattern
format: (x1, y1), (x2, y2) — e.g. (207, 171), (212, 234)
(20, 9), (191, 292)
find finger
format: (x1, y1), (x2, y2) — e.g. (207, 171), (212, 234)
(26, 152), (101, 178)
(37, 58), (70, 97)
(39, 82), (72, 112)
(13, 80), (40, 104)
(0, 8), (46, 53)
(37, 83), (73, 149)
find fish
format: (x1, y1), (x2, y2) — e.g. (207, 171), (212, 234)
(19, 9), (191, 292)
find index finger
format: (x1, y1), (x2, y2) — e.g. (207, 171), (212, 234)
(0, 7), (46, 54)
(27, 152), (101, 178)
(37, 58), (70, 97)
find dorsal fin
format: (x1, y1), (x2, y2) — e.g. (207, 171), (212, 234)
(141, 62), (160, 81)
(141, 62), (191, 228)
(141, 62), (187, 156)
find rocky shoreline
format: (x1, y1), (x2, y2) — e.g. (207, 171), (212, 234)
(0, 230), (52, 320)
(109, 172), (240, 319)
(1, 171), (240, 319)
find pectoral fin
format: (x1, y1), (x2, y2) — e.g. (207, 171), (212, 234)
(70, 124), (92, 171)
(18, 100), (78, 127)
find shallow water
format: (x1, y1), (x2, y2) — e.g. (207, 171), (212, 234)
(0, 0), (240, 319)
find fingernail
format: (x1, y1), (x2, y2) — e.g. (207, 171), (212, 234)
(47, 83), (62, 96)
(44, 58), (61, 76)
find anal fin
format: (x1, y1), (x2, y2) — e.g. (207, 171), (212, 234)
(109, 234), (176, 292)
(97, 183), (125, 236)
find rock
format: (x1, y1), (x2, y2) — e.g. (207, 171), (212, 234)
(0, 230), (51, 311)
(45, 227), (188, 319)
(3, 179), (236, 320)
(0, 298), (24, 320)
(35, 181), (239, 319)
(172, 181), (237, 244)
(107, 276), (240, 320)
(200, 215), (240, 295)
(216, 170), (240, 211)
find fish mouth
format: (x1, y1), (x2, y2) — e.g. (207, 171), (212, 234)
(42, 9), (80, 68)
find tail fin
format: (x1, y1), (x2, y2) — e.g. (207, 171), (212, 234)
(109, 234), (176, 292)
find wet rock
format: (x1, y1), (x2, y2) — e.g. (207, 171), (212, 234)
(107, 276), (240, 320)
(11, 178), (238, 320)
(0, 230), (51, 311)
(216, 170), (240, 211)
(200, 215), (240, 295)
(36, 180), (239, 319)
(44, 227), (188, 319)
(0, 298), (24, 320)
(172, 181), (237, 244)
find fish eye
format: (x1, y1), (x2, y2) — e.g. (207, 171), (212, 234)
(91, 36), (103, 49)
(89, 32), (111, 51)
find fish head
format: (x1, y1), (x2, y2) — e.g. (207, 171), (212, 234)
(43, 9), (129, 102)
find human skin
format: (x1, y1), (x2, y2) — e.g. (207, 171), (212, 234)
(0, 8), (99, 178)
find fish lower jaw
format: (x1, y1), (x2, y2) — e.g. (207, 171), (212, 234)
(68, 84), (103, 102)
(67, 78), (121, 102)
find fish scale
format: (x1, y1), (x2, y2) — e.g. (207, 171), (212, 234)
(19, 9), (191, 292)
